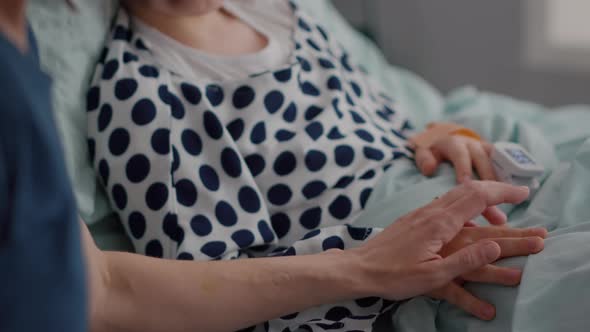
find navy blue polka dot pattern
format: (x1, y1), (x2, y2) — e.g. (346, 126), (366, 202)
(349, 110), (366, 124)
(271, 213), (291, 239)
(359, 188), (373, 209)
(244, 154), (266, 177)
(145, 182), (168, 211)
(329, 195), (352, 220)
(275, 129), (296, 142)
(97, 104), (113, 132)
(226, 119), (245, 141)
(108, 128), (130, 156)
(175, 179), (198, 207)
(86, 87), (100, 112)
(363, 146), (385, 161)
(150, 128), (170, 155)
(264, 90), (284, 114)
(322, 236), (344, 250)
(334, 176), (354, 189)
(318, 58), (335, 69)
(233, 86), (256, 109)
(304, 150), (326, 172)
(123, 51), (138, 63)
(355, 129), (374, 143)
(112, 184), (128, 210)
(216, 200), (238, 227)
(201, 241), (226, 258)
(181, 129), (202, 156)
(306, 38), (321, 52)
(300, 207), (321, 229)
(102, 59), (120, 80)
(334, 145), (355, 167)
(238, 186), (261, 213)
(327, 76), (342, 90)
(114, 78), (138, 100)
(231, 229), (255, 248)
(131, 99), (156, 125)
(205, 84), (224, 106)
(138, 65), (159, 78)
(157, 85), (185, 119)
(128, 211), (146, 239)
(298, 17), (311, 32)
(162, 213), (184, 244)
(126, 154), (150, 183)
(304, 105), (323, 121)
(145, 239), (163, 258)
(250, 122), (266, 144)
(296, 56), (312, 72)
(87, 139), (95, 163)
(190, 215), (212, 236)
(302, 180), (327, 199)
(268, 184), (292, 206)
(199, 165), (220, 191)
(113, 25), (132, 41)
(180, 83), (202, 105)
(305, 122), (323, 141)
(282, 102), (297, 122)
(273, 151), (297, 176)
(257, 220), (275, 243)
(88, 9), (412, 329)
(327, 127), (345, 140)
(177, 252), (194, 260)
(325, 307), (352, 322)
(300, 81), (320, 96)
(273, 68), (292, 83)
(221, 148), (242, 178)
(203, 111), (223, 140)
(98, 159), (110, 185)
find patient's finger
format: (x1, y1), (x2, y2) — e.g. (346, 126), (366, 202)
(463, 265), (522, 286)
(469, 227), (548, 241)
(468, 142), (497, 181)
(491, 237), (545, 257)
(415, 147), (441, 176)
(433, 283), (496, 321)
(438, 140), (472, 183)
(482, 141), (494, 156)
(482, 206), (507, 225)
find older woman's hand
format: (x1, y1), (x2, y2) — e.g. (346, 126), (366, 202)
(351, 181), (544, 320)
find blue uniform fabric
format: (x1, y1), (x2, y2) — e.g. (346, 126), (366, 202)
(0, 29), (86, 331)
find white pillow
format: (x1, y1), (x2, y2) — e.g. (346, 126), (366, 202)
(28, 0), (117, 223)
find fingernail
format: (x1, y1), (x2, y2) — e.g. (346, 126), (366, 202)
(482, 305), (495, 319)
(484, 242), (500, 261)
(528, 238), (540, 251)
(509, 269), (522, 281)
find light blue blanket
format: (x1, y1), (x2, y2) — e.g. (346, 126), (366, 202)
(358, 86), (590, 332)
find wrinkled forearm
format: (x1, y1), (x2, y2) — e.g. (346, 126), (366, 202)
(91, 249), (370, 332)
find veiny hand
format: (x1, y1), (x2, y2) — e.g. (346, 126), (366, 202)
(429, 225), (546, 320)
(350, 181), (545, 320)
(415, 134), (497, 183)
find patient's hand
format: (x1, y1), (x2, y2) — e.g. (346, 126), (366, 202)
(413, 125), (497, 183)
(429, 226), (547, 320)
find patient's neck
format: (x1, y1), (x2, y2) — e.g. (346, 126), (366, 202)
(127, 7), (268, 56)
(0, 0), (28, 53)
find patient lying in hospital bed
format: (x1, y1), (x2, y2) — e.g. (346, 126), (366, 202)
(30, 0), (590, 330)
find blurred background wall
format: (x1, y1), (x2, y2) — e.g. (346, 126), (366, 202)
(332, 0), (590, 107)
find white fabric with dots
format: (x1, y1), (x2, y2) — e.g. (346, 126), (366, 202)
(87, 1), (414, 330)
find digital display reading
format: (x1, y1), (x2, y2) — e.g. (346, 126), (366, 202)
(506, 148), (534, 165)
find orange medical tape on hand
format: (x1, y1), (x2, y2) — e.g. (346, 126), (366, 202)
(409, 122), (482, 149)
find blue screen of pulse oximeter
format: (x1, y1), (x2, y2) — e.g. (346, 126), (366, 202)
(506, 148), (534, 165)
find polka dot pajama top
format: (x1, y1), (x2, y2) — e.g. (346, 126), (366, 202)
(87, 1), (414, 331)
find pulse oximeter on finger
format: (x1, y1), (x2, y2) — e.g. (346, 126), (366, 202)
(491, 142), (544, 196)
